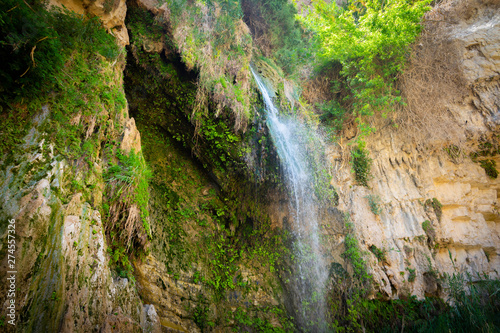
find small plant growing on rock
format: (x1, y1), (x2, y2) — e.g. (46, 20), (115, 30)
(365, 194), (382, 215)
(479, 159), (498, 179)
(351, 143), (372, 187)
(422, 220), (432, 232)
(422, 220), (437, 248)
(105, 149), (152, 250)
(425, 198), (443, 221)
(406, 267), (416, 282)
(369, 245), (387, 263)
(343, 216), (370, 281)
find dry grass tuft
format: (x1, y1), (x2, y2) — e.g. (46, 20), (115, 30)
(301, 73), (336, 107)
(105, 150), (151, 251)
(389, 0), (475, 151)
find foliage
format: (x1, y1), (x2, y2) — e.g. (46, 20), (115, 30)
(232, 306), (294, 332)
(422, 220), (432, 232)
(0, 0), (119, 104)
(425, 198), (442, 222)
(125, 14), (258, 189)
(470, 141), (500, 160)
(469, 141), (499, 179)
(105, 149), (152, 251)
(480, 159), (498, 179)
(107, 246), (135, 281)
(351, 143), (371, 186)
(368, 245), (386, 263)
(318, 99), (348, 135)
(440, 272), (500, 332)
(343, 217), (370, 281)
(329, 271), (500, 332)
(192, 294), (213, 330)
(0, 0), (121, 156)
(241, 0), (316, 76)
(354, 296), (449, 332)
(158, 0), (253, 130)
(365, 194), (381, 215)
(406, 267), (416, 282)
(300, 0), (432, 136)
(206, 227), (240, 298)
(331, 245), (500, 333)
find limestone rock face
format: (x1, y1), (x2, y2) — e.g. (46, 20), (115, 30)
(325, 0), (500, 299)
(121, 117), (142, 154)
(49, 0), (129, 45)
(0, 107), (144, 331)
(444, 0), (500, 129)
(447, 2), (500, 84)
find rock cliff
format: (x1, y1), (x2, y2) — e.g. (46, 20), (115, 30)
(0, 0), (498, 332)
(329, 0), (500, 299)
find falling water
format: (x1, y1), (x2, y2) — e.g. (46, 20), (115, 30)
(251, 67), (329, 331)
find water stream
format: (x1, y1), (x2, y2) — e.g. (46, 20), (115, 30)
(251, 67), (329, 331)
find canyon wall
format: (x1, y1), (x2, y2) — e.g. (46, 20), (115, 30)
(329, 0), (500, 299)
(0, 0), (498, 332)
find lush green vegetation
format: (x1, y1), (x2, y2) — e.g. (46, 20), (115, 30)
(0, 0), (121, 156)
(328, 260), (500, 332)
(329, 213), (500, 332)
(425, 198), (443, 222)
(0, 0), (119, 104)
(480, 159), (498, 179)
(152, 0), (253, 130)
(301, 0), (432, 137)
(3, 1), (498, 332)
(0, 0), (153, 280)
(104, 149), (152, 256)
(351, 143), (372, 186)
(126, 32), (293, 328)
(342, 216), (370, 281)
(242, 0), (315, 77)
(232, 306), (295, 332)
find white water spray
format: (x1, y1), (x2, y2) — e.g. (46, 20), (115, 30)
(251, 67), (329, 331)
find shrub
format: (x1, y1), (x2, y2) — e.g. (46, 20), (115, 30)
(343, 219), (370, 281)
(351, 143), (372, 186)
(442, 272), (500, 332)
(300, 0), (432, 136)
(407, 267), (416, 282)
(422, 220), (432, 232)
(480, 159), (498, 179)
(425, 198), (443, 222)
(422, 220), (436, 246)
(369, 245), (386, 263)
(366, 194), (382, 215)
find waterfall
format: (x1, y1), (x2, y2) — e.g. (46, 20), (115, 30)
(251, 67), (329, 331)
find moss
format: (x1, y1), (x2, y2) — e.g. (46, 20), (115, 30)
(232, 305), (295, 332)
(0, 1), (121, 158)
(127, 1), (253, 127)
